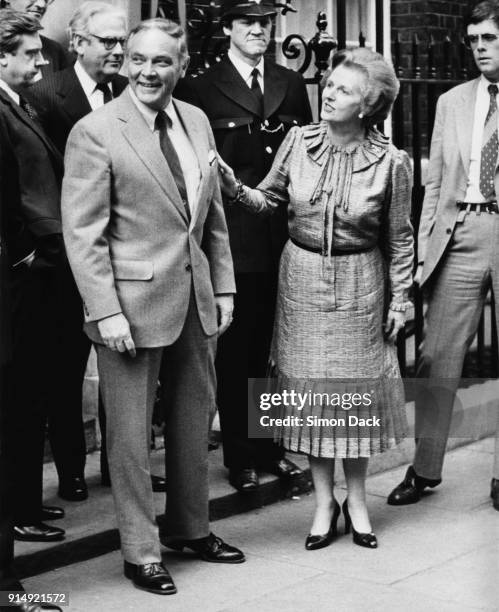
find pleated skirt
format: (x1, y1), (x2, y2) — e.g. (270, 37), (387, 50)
(270, 240), (407, 458)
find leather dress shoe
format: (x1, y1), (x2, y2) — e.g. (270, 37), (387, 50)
(387, 465), (441, 505)
(229, 468), (259, 492)
(58, 477), (88, 501)
(124, 561), (176, 595)
(491, 478), (499, 511)
(40, 505), (65, 521)
(165, 532), (245, 563)
(14, 523), (65, 542)
(264, 458), (304, 480)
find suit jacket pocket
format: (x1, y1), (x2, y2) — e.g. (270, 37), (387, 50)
(112, 259), (154, 281)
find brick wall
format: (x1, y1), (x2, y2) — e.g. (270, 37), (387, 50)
(391, 0), (475, 76)
(390, 0), (476, 153)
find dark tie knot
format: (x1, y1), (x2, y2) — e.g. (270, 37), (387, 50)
(488, 83), (498, 96)
(251, 68), (260, 79)
(154, 110), (171, 131)
(95, 83), (110, 94)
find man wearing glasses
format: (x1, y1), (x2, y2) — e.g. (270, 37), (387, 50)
(1, 0), (70, 77)
(388, 0), (499, 512)
(26, 1), (130, 504)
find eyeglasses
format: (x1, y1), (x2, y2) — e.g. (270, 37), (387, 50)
(464, 33), (499, 49)
(87, 33), (126, 51)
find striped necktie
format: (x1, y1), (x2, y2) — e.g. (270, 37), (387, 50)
(479, 83), (499, 200)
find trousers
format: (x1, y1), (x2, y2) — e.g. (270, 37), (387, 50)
(96, 293), (216, 563)
(414, 212), (499, 480)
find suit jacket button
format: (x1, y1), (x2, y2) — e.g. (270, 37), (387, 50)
(265, 146), (273, 154)
(185, 263), (192, 271)
(446, 228), (452, 234)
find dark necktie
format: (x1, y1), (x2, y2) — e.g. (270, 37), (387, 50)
(155, 110), (190, 222)
(479, 83), (499, 200)
(19, 95), (38, 121)
(250, 67), (264, 116)
(95, 82), (113, 105)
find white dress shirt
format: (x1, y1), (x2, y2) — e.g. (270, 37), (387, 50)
(74, 60), (112, 111)
(228, 50), (265, 93)
(129, 87), (201, 223)
(464, 74), (499, 202)
(0, 78), (20, 105)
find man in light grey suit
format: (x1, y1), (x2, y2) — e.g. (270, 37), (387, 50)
(62, 18), (245, 596)
(388, 0), (499, 511)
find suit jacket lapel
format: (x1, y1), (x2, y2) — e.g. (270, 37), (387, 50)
(57, 67), (92, 124)
(213, 57), (261, 117)
(0, 89), (62, 165)
(173, 99), (209, 228)
(456, 78), (480, 174)
(263, 61), (288, 119)
(117, 89), (189, 225)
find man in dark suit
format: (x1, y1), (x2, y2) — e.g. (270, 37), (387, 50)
(0, 84), (62, 612)
(1, 0), (70, 77)
(27, 0), (138, 503)
(176, 0), (312, 492)
(0, 8), (66, 544)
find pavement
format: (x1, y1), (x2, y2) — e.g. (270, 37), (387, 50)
(22, 436), (499, 612)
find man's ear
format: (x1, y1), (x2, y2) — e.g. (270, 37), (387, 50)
(0, 51), (8, 68)
(72, 34), (86, 57)
(222, 25), (232, 38)
(180, 55), (190, 79)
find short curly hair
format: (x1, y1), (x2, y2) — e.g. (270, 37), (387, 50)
(322, 48), (400, 128)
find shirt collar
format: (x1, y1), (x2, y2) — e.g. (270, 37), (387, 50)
(479, 74), (499, 95)
(128, 86), (177, 132)
(74, 60), (112, 99)
(228, 50), (264, 83)
(0, 78), (20, 105)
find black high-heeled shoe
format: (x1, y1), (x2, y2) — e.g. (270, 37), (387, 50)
(305, 500), (341, 550)
(342, 499), (378, 549)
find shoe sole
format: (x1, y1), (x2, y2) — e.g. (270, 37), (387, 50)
(128, 580), (177, 596)
(58, 493), (88, 502)
(199, 555), (246, 564)
(165, 544), (246, 564)
(124, 572), (177, 595)
(14, 535), (65, 542)
(387, 496), (420, 506)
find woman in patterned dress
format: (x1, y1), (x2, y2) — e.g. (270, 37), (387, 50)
(218, 48), (413, 549)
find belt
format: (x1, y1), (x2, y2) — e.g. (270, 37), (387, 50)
(290, 236), (373, 255)
(457, 201), (499, 214)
